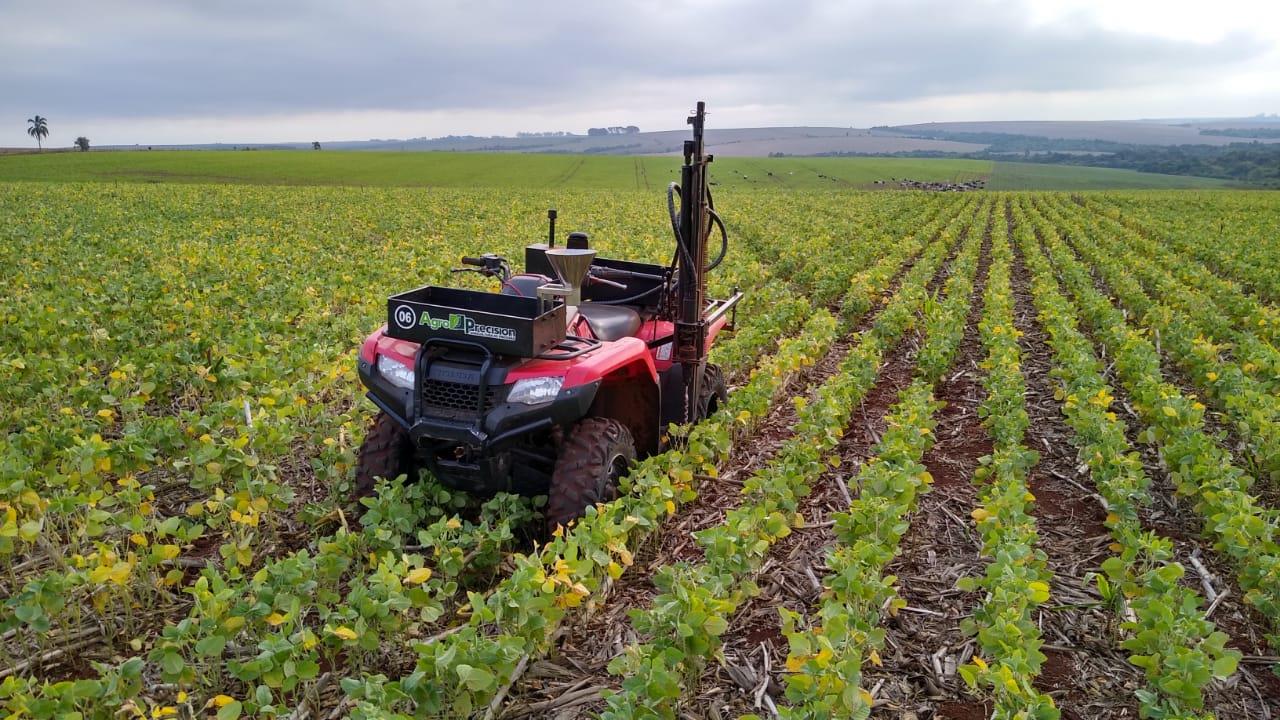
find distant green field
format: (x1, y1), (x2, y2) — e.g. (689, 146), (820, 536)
(0, 150), (1231, 190)
(0, 150), (991, 190)
(986, 161), (1231, 190)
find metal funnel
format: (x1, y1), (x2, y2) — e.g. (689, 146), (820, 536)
(545, 248), (595, 306)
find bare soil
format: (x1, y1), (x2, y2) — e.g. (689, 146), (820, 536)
(862, 200), (992, 720)
(1008, 207), (1143, 719)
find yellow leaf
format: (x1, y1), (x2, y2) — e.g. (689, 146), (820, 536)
(152, 707), (177, 719)
(970, 508), (990, 522)
(155, 544), (180, 561)
(556, 592), (584, 608)
(405, 567), (433, 585)
(859, 688), (875, 707)
(1162, 406), (1178, 418)
(887, 597), (907, 617)
(869, 648), (882, 667)
(607, 561), (623, 579)
(210, 695), (236, 709)
(130, 533), (149, 547)
(664, 499), (676, 515)
(785, 654), (805, 672)
(176, 691), (188, 703)
(1206, 372), (1218, 382)
(1108, 542), (1123, 553)
(265, 612), (287, 626)
(97, 408), (116, 419)
(329, 625), (358, 641)
(1028, 580), (1051, 603)
(1106, 512), (1120, 525)
(973, 656), (988, 670)
(445, 517), (463, 530)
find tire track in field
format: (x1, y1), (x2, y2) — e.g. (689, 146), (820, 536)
(1028, 220), (1280, 718)
(546, 157), (586, 188)
(498, 205), (970, 720)
(1007, 202), (1142, 720)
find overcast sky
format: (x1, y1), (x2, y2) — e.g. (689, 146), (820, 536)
(2, 0), (1278, 146)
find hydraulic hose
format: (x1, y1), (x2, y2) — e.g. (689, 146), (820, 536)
(706, 208), (728, 271)
(668, 181), (728, 272)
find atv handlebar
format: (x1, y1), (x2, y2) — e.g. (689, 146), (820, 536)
(454, 254), (512, 282)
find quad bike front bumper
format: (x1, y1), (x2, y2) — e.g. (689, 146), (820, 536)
(358, 356), (599, 493)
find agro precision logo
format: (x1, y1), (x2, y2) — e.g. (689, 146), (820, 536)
(393, 304), (516, 342)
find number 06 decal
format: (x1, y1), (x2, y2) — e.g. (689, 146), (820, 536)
(393, 305), (417, 330)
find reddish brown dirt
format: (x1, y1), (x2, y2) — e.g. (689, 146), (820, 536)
(1029, 217), (1280, 717)
(1008, 208), (1142, 719)
(861, 203), (992, 719)
(688, 202), (984, 719)
(936, 699), (994, 720)
(696, 328), (923, 717)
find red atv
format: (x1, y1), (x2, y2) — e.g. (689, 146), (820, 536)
(355, 102), (741, 529)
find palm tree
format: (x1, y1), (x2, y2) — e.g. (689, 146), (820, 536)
(27, 115), (49, 150)
(75, 136), (90, 152)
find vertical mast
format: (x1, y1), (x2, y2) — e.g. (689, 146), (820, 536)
(675, 101), (711, 422)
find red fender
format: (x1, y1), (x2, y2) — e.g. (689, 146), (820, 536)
(361, 327), (658, 389)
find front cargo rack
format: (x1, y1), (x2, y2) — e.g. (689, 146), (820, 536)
(386, 285), (566, 358)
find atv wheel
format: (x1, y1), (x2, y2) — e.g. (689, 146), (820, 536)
(354, 412), (418, 499)
(698, 363), (728, 421)
(546, 418), (636, 532)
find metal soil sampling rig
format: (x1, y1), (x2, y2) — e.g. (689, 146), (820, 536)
(354, 102), (742, 529)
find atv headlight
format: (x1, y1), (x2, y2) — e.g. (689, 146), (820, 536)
(376, 355), (415, 390)
(508, 377), (563, 405)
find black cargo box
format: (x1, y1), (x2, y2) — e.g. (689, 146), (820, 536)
(386, 285), (565, 357)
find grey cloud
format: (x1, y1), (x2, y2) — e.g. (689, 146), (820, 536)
(0, 0), (1269, 121)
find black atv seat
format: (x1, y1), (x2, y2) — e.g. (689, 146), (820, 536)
(576, 304), (642, 342)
